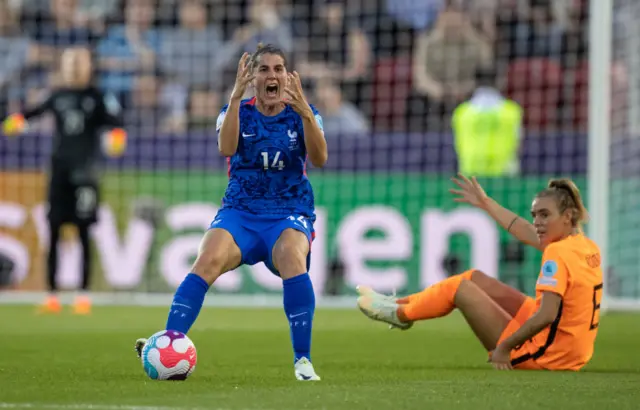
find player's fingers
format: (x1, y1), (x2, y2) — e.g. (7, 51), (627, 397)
(289, 73), (298, 89)
(237, 52), (249, 73)
(471, 176), (484, 191)
(284, 87), (298, 99)
(240, 65), (251, 79)
(238, 77), (254, 90)
(293, 71), (302, 85)
(449, 189), (465, 196)
(450, 177), (465, 189)
(286, 72), (299, 90)
(238, 65), (254, 78)
(458, 173), (473, 186)
(452, 198), (470, 203)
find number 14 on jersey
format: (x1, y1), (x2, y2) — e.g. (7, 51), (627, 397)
(261, 151), (284, 170)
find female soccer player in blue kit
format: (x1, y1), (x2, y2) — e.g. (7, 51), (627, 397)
(135, 44), (327, 381)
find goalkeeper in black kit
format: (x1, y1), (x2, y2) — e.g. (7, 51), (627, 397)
(1, 47), (127, 314)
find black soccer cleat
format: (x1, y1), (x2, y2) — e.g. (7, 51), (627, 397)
(134, 338), (147, 359)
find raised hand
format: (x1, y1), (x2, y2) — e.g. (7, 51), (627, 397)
(230, 52), (255, 102)
(449, 173), (490, 209)
(283, 72), (312, 117)
(2, 113), (26, 138)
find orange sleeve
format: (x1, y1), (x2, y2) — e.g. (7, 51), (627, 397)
(536, 243), (569, 297)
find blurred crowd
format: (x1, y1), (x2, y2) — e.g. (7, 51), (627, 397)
(0, 0), (628, 137)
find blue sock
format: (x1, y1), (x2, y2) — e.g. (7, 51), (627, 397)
(283, 273), (315, 363)
(166, 273), (209, 334)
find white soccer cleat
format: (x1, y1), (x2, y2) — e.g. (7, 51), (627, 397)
(357, 295), (413, 330)
(356, 285), (398, 303)
(134, 338), (148, 359)
(294, 357), (321, 381)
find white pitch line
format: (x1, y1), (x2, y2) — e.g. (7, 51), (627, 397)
(0, 292), (357, 309)
(0, 404), (246, 410)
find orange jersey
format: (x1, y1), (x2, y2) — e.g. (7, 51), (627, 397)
(524, 233), (603, 370)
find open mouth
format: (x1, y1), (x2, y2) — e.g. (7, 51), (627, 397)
(265, 84), (278, 98)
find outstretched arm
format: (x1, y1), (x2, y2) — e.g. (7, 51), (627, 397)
(2, 94), (53, 137)
(483, 197), (541, 251)
(23, 94), (53, 120)
(450, 174), (542, 251)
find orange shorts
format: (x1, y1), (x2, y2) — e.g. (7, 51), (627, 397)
(495, 297), (544, 370)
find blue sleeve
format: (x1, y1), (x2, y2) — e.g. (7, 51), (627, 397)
(216, 104), (229, 134)
(309, 104), (324, 132)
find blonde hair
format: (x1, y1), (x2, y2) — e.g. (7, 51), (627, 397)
(537, 178), (589, 230)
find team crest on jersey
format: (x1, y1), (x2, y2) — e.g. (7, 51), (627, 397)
(288, 129), (298, 151)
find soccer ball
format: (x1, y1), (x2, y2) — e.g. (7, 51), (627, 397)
(141, 330), (197, 380)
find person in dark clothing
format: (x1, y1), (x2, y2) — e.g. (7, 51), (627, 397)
(1, 46), (126, 314)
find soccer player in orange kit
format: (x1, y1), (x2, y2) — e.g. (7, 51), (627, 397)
(357, 174), (603, 371)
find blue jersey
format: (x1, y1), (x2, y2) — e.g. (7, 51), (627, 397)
(216, 97), (323, 220)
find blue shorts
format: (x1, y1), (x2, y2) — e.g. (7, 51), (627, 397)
(209, 208), (315, 276)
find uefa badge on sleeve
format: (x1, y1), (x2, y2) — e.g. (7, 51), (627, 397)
(538, 260), (558, 286)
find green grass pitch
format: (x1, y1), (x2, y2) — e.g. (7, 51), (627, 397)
(1, 306), (639, 410)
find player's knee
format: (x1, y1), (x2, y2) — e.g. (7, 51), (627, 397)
(190, 228), (241, 284)
(454, 279), (476, 305)
(191, 250), (227, 284)
(273, 240), (306, 265)
(273, 234), (308, 276)
(469, 270), (487, 282)
(468, 270), (502, 292)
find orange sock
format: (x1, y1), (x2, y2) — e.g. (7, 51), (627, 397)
(399, 270), (475, 321)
